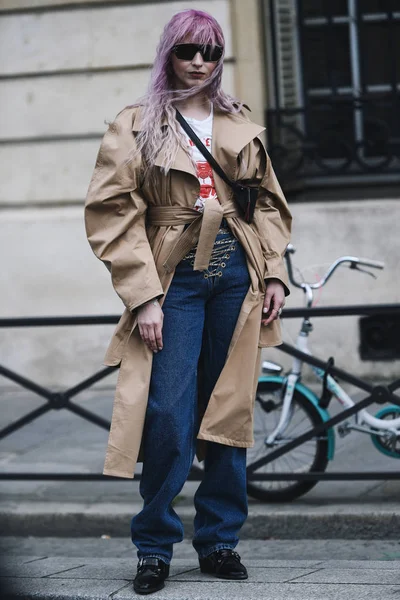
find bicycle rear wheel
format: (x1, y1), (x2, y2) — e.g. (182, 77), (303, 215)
(246, 380), (329, 502)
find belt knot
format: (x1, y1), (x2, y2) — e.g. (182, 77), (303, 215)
(147, 200), (239, 272)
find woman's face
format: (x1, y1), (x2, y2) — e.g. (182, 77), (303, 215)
(170, 41), (220, 90)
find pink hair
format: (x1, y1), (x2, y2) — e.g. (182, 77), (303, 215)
(132, 9), (243, 174)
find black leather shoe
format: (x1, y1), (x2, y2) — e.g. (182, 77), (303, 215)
(133, 557), (170, 595)
(199, 549), (248, 580)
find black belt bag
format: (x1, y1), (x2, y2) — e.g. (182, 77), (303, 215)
(176, 109), (259, 224)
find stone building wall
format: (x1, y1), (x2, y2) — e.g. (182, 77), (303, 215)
(0, 0), (266, 389)
(0, 0), (398, 391)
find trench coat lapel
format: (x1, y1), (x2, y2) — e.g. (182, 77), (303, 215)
(154, 141), (195, 176)
(212, 108), (266, 180)
(132, 105), (197, 177)
(165, 107), (266, 180)
(132, 104), (266, 180)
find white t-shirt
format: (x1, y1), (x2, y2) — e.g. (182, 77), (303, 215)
(181, 108), (221, 212)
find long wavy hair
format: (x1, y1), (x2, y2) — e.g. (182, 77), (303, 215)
(133, 9), (242, 175)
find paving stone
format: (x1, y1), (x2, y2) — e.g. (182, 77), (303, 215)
(0, 556), (45, 569)
(0, 577), (129, 599)
(113, 581), (400, 600)
(211, 559), (324, 568)
(291, 567), (400, 584)
(319, 559), (400, 569)
(47, 557), (324, 571)
(0, 557), (85, 578)
(48, 561), (198, 581)
(169, 566), (320, 583)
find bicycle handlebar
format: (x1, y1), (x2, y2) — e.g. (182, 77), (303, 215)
(284, 244), (384, 291)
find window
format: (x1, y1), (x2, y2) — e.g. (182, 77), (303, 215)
(265, 0), (400, 180)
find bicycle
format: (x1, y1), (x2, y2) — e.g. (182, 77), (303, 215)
(247, 245), (400, 502)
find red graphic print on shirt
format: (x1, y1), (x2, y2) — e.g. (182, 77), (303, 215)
(188, 137), (219, 211)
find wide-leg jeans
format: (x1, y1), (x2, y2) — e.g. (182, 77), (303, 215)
(131, 227), (251, 563)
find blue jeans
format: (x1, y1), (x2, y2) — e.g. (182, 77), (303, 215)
(131, 226), (251, 563)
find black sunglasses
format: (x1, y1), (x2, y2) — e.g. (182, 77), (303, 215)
(172, 43), (223, 62)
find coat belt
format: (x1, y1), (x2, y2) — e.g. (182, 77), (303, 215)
(147, 200), (240, 272)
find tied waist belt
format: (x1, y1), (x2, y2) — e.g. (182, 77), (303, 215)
(147, 200), (240, 272)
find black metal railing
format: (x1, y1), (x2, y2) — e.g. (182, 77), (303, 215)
(1, 304), (400, 482)
(266, 95), (400, 182)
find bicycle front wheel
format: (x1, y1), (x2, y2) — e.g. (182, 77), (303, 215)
(247, 380), (329, 502)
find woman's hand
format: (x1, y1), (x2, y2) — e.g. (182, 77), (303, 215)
(262, 279), (285, 326)
(137, 299), (164, 353)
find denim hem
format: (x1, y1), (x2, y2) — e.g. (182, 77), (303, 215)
(197, 543), (236, 559)
(137, 553), (171, 565)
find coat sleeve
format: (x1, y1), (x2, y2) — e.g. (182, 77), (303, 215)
(84, 109), (164, 312)
(251, 141), (292, 296)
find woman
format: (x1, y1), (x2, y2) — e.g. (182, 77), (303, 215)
(85, 9), (291, 595)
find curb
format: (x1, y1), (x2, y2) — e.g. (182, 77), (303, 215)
(1, 502), (399, 539)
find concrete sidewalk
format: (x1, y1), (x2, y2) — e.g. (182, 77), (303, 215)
(1, 555), (400, 599)
(2, 537), (400, 598)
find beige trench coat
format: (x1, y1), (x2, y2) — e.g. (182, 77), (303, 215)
(85, 104), (292, 479)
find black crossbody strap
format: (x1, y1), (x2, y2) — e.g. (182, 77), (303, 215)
(175, 109), (235, 190)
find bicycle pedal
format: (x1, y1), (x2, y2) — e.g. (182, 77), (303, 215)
(337, 422), (351, 437)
